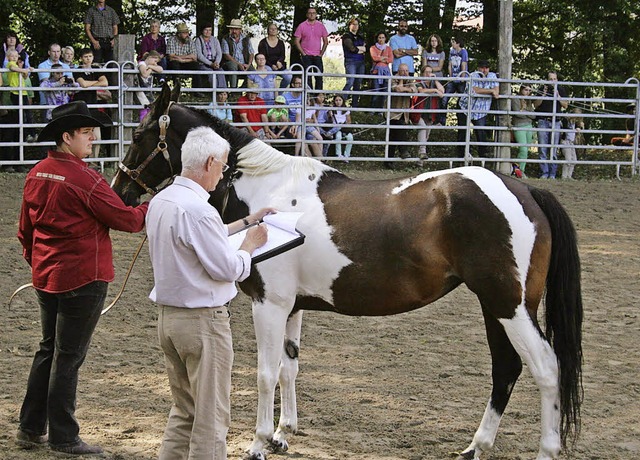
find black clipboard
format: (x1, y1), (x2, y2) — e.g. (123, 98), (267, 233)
(251, 229), (305, 264)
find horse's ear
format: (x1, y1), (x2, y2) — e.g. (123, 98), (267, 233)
(152, 82), (173, 119)
(171, 80), (181, 102)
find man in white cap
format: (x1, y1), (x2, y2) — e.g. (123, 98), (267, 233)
(16, 100), (149, 455)
(221, 18), (255, 88)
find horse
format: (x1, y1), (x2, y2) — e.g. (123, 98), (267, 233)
(112, 84), (583, 460)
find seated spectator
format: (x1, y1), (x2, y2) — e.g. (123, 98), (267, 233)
(258, 23), (292, 88)
(61, 46), (77, 69)
(166, 23), (198, 82)
(303, 94), (323, 157)
(195, 22), (225, 90)
(611, 103), (635, 147)
(38, 43), (73, 104)
(369, 32), (393, 109)
(221, 19), (255, 89)
(1, 31), (31, 69)
(4, 50), (35, 166)
(267, 95), (291, 138)
(235, 82), (275, 139)
(248, 53), (276, 107)
(207, 90), (233, 121)
(40, 64), (80, 120)
(283, 76), (305, 155)
(138, 19), (167, 69)
(138, 50), (163, 120)
(324, 94), (353, 159)
(414, 65), (444, 159)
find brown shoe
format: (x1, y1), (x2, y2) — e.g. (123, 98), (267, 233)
(16, 430), (48, 449)
(50, 440), (104, 456)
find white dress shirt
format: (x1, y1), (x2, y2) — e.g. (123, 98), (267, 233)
(146, 176), (251, 308)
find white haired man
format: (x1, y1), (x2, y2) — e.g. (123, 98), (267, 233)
(146, 126), (272, 459)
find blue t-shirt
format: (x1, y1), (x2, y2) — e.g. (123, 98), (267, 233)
(449, 47), (469, 79)
(389, 34), (418, 73)
(284, 91), (302, 122)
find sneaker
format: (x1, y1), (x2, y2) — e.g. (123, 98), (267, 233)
(50, 440), (104, 456)
(16, 430), (48, 449)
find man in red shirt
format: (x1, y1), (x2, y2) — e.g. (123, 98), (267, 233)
(16, 101), (149, 456)
(235, 82), (276, 139)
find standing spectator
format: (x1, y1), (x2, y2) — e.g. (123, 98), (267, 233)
(235, 82), (275, 139)
(4, 50), (34, 167)
(40, 64), (80, 120)
(441, 36), (469, 124)
(37, 43), (72, 104)
(457, 59), (499, 158)
(510, 83), (536, 174)
(166, 23), (199, 82)
(388, 62), (417, 165)
(534, 71), (568, 179)
(561, 108), (584, 180)
(341, 17), (366, 107)
(61, 46), (77, 69)
(369, 31), (393, 109)
(1, 31), (31, 69)
(221, 19), (255, 89)
(421, 34), (445, 77)
(145, 127), (268, 460)
(389, 19), (418, 75)
(258, 23), (292, 88)
(138, 50), (164, 120)
(293, 7), (329, 90)
(195, 22), (225, 90)
(415, 65), (444, 159)
(84, 0), (120, 64)
(248, 53), (276, 107)
(16, 100), (148, 456)
(208, 90), (233, 122)
(137, 19), (167, 69)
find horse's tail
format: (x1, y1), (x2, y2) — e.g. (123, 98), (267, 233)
(529, 187), (583, 448)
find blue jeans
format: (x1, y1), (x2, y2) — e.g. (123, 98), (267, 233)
(19, 281), (108, 447)
(301, 55), (324, 90)
(456, 113), (489, 156)
(343, 59), (365, 107)
(537, 119), (561, 178)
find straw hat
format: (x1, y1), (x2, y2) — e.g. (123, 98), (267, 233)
(176, 23), (190, 33)
(37, 101), (108, 142)
(227, 19), (243, 29)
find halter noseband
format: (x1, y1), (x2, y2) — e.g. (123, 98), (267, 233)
(118, 102), (176, 195)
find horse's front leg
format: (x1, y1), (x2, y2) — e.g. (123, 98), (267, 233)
(272, 310), (304, 451)
(245, 299), (293, 460)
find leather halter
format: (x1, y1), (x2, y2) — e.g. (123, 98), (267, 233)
(118, 102), (175, 195)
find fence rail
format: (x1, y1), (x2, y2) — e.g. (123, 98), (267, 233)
(1, 64), (639, 177)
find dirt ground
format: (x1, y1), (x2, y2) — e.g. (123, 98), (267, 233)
(0, 168), (638, 460)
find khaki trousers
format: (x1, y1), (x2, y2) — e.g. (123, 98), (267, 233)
(158, 305), (233, 460)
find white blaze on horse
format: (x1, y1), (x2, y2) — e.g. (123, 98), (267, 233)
(112, 84), (583, 460)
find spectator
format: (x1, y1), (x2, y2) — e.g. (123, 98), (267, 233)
(389, 19), (418, 75)
(258, 23), (292, 88)
(38, 43), (72, 104)
(283, 76), (305, 155)
(248, 53), (276, 106)
(84, 0), (120, 64)
(235, 82), (275, 139)
(137, 19), (167, 69)
(341, 17), (366, 107)
(414, 65), (444, 160)
(208, 90), (233, 122)
(561, 108), (584, 180)
(293, 7), (329, 90)
(303, 93), (323, 157)
(441, 36), (469, 124)
(17, 100), (148, 456)
(421, 34), (445, 77)
(510, 83), (536, 174)
(314, 92), (333, 151)
(138, 50), (163, 120)
(4, 50), (35, 168)
(145, 127), (268, 460)
(326, 94), (354, 159)
(267, 95), (292, 139)
(61, 46), (77, 69)
(457, 59), (499, 158)
(1, 31), (31, 69)
(166, 23), (199, 82)
(195, 22), (225, 90)
(533, 71), (568, 179)
(369, 31), (393, 109)
(388, 62), (417, 165)
(221, 18), (255, 89)
(40, 64), (80, 120)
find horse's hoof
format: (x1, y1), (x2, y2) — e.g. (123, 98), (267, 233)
(454, 449), (478, 460)
(243, 451), (267, 460)
(267, 437), (289, 454)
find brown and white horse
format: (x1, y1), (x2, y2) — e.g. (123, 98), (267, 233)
(112, 84), (583, 460)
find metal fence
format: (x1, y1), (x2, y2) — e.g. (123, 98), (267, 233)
(1, 63), (638, 177)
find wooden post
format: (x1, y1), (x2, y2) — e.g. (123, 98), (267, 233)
(497, 0), (513, 175)
(114, 35), (137, 160)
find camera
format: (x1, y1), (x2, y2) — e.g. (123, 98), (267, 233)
(64, 77), (74, 84)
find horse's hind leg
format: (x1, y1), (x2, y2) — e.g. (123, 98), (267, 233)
(457, 312), (523, 460)
(271, 310), (304, 451)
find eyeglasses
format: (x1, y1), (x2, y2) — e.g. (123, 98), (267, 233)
(213, 158), (229, 172)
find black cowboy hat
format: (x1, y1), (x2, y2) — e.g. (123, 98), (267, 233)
(37, 100), (109, 142)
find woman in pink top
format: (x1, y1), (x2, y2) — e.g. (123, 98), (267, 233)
(369, 31), (393, 108)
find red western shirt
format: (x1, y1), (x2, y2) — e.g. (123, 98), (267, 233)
(18, 150), (149, 293)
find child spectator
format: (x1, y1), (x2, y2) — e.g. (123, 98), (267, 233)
(4, 49), (35, 164)
(303, 93), (323, 157)
(267, 95), (291, 139)
(414, 65), (444, 159)
(138, 50), (163, 120)
(326, 94), (353, 159)
(207, 90), (233, 122)
(40, 64), (80, 120)
(561, 108), (584, 180)
(510, 84), (536, 174)
(75, 49), (109, 105)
